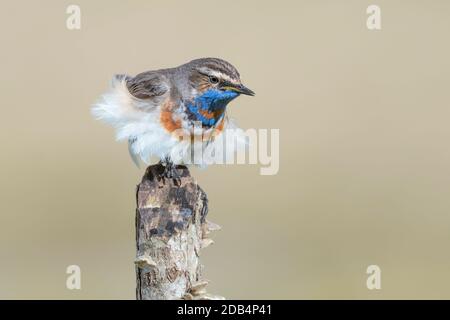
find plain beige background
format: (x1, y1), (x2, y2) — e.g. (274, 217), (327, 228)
(1, 0), (449, 299)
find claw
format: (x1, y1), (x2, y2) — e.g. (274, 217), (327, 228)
(159, 157), (181, 186)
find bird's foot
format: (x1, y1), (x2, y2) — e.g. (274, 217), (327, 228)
(159, 158), (181, 186)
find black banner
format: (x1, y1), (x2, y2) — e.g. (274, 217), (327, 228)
(0, 300), (446, 318)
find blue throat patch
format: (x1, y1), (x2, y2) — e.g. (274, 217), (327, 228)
(187, 89), (239, 126)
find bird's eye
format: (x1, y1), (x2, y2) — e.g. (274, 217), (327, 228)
(209, 76), (219, 84)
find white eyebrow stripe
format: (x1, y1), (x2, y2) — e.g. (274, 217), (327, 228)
(197, 67), (239, 84)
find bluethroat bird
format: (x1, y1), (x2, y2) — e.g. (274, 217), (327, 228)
(92, 58), (254, 177)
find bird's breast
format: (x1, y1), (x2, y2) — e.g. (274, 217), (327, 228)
(159, 99), (226, 141)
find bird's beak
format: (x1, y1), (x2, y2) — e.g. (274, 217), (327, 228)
(221, 82), (255, 96)
(235, 84), (255, 96)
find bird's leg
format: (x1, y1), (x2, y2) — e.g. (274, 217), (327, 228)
(160, 157), (181, 185)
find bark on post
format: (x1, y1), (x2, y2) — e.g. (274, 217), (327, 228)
(135, 164), (223, 300)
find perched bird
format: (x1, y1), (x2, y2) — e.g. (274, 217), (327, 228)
(92, 58), (254, 177)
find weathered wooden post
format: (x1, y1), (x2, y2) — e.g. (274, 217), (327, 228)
(134, 164), (223, 300)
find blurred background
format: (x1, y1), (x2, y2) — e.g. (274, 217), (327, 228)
(1, 0), (450, 299)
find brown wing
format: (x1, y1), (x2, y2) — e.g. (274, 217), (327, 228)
(125, 71), (169, 100)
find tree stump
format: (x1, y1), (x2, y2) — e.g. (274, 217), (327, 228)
(135, 164), (223, 300)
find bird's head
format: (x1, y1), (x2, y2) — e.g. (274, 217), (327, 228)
(176, 58), (254, 127)
(185, 57), (254, 104)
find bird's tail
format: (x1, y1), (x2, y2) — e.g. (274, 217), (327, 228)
(91, 74), (135, 127)
(91, 74), (165, 165)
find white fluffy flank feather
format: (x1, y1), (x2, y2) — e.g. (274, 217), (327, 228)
(91, 75), (177, 164)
